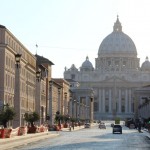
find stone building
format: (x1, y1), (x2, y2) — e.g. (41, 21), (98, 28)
(49, 78), (70, 125)
(35, 54), (54, 125)
(0, 25), (36, 127)
(64, 17), (150, 120)
(0, 25), (74, 127)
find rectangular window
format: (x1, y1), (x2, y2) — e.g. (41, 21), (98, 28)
(121, 105), (125, 112)
(105, 105), (109, 112)
(94, 102), (99, 112)
(71, 74), (75, 80)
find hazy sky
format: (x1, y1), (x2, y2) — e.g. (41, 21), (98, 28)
(1, 0), (150, 77)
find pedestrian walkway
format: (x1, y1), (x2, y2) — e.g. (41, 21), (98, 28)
(0, 123), (96, 150)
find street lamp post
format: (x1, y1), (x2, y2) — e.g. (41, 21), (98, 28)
(14, 53), (22, 128)
(36, 68), (41, 125)
(49, 80), (53, 125)
(64, 92), (67, 115)
(90, 97), (94, 123)
(36, 69), (41, 82)
(58, 88), (61, 113)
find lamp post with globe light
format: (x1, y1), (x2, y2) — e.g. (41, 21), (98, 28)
(14, 53), (22, 128)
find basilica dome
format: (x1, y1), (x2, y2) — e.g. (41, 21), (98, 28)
(141, 57), (150, 71)
(80, 56), (94, 71)
(98, 16), (137, 58)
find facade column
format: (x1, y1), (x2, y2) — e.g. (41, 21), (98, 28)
(129, 89), (131, 113)
(109, 89), (112, 113)
(102, 89), (105, 113)
(99, 89), (102, 113)
(125, 89), (128, 113)
(112, 76), (116, 118)
(119, 89), (121, 113)
(86, 96), (89, 120)
(73, 99), (76, 118)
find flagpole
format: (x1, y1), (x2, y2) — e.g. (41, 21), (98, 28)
(36, 44), (38, 54)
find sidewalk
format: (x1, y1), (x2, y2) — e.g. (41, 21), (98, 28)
(0, 124), (96, 150)
(0, 131), (59, 150)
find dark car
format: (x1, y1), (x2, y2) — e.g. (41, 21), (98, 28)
(113, 124), (122, 134)
(84, 123), (90, 128)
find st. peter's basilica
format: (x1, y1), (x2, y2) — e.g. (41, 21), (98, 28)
(64, 16), (150, 120)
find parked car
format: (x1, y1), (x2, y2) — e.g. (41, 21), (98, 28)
(99, 123), (106, 129)
(84, 123), (90, 128)
(113, 124), (122, 134)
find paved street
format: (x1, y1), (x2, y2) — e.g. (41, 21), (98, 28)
(13, 122), (150, 150)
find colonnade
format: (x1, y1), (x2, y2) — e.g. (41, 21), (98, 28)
(98, 88), (133, 114)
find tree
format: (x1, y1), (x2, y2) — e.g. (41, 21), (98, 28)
(55, 111), (61, 125)
(24, 111), (40, 127)
(0, 106), (16, 128)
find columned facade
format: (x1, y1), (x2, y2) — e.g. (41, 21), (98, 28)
(64, 17), (150, 120)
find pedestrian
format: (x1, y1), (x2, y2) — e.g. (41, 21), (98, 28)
(78, 122), (80, 128)
(72, 122), (74, 130)
(69, 125), (71, 131)
(138, 121), (142, 133)
(69, 122), (72, 131)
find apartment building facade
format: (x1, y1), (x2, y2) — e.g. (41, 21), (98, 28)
(0, 25), (36, 128)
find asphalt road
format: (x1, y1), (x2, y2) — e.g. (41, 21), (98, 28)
(15, 122), (150, 150)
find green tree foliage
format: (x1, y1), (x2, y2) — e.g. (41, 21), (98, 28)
(24, 112), (40, 127)
(115, 117), (120, 124)
(0, 106), (16, 128)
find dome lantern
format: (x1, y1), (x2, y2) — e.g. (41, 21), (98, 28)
(113, 15), (122, 32)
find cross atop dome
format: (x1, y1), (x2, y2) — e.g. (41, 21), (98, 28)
(113, 15), (122, 32)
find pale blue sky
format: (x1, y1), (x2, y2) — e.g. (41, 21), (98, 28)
(1, 0), (150, 77)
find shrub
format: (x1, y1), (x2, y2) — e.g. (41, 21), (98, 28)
(0, 105), (16, 128)
(115, 117), (120, 124)
(24, 112), (39, 127)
